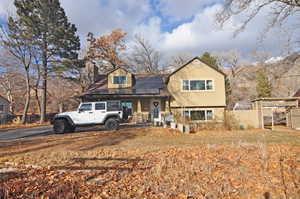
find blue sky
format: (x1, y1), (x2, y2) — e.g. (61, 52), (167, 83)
(0, 0), (298, 60)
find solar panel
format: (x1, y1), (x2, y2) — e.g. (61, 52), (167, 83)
(89, 75), (165, 96)
(134, 76), (164, 90)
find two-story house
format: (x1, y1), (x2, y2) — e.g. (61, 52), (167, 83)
(81, 57), (226, 123)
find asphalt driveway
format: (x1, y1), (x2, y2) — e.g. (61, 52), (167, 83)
(0, 126), (53, 142)
(0, 124), (151, 142)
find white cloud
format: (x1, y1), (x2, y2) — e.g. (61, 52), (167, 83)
(0, 0), (296, 60)
(0, 0), (15, 18)
(60, 0), (151, 46)
(157, 4), (289, 58)
(156, 0), (218, 22)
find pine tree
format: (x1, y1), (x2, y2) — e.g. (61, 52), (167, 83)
(256, 69), (272, 98)
(200, 52), (232, 107)
(13, 0), (80, 122)
(200, 52), (219, 69)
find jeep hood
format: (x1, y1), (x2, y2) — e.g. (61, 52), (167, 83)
(56, 111), (77, 117)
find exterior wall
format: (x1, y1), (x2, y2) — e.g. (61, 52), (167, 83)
(228, 110), (261, 129)
(108, 68), (133, 89)
(167, 59), (226, 108)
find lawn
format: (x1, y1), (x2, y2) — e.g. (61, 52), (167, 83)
(0, 127), (299, 198)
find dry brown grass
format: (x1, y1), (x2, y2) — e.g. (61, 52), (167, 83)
(0, 127), (299, 167)
(0, 127), (300, 198)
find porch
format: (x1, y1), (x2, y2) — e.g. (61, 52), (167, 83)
(82, 95), (171, 124)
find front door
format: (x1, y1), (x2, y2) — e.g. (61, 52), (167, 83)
(151, 99), (161, 122)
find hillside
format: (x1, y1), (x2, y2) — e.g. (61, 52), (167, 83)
(225, 53), (300, 107)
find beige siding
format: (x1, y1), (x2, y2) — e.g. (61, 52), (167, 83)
(108, 68), (133, 89)
(228, 110), (261, 128)
(167, 59), (226, 108)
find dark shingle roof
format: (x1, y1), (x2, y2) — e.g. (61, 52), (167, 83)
(83, 74), (170, 97)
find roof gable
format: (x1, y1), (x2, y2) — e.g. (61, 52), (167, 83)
(167, 57), (226, 82)
(106, 67), (131, 76)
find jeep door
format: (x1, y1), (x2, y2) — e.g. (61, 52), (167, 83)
(93, 102), (106, 124)
(75, 103), (94, 124)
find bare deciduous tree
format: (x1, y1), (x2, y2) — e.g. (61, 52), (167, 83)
(213, 50), (243, 78)
(168, 52), (194, 69)
(127, 35), (162, 74)
(0, 20), (34, 124)
(216, 0), (300, 36)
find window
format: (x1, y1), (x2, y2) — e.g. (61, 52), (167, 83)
(0, 105), (4, 112)
(190, 80), (205, 90)
(107, 101), (121, 111)
(182, 80), (214, 91)
(191, 110), (206, 121)
(183, 110), (190, 119)
(206, 110), (213, 120)
(79, 103), (92, 112)
(182, 110), (214, 121)
(113, 76), (126, 84)
(206, 80), (213, 90)
(95, 103), (105, 110)
(182, 80), (190, 90)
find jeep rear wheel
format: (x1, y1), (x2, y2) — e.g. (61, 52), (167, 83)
(53, 119), (71, 134)
(105, 118), (119, 131)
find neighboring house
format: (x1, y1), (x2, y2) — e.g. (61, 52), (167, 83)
(0, 95), (11, 124)
(81, 57), (226, 123)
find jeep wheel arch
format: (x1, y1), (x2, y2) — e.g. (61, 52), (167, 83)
(53, 116), (75, 134)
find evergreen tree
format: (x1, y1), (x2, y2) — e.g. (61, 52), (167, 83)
(13, 0), (80, 122)
(200, 52), (232, 107)
(200, 52), (219, 69)
(256, 69), (272, 98)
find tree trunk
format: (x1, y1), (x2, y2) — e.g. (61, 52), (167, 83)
(6, 91), (14, 113)
(40, 44), (48, 123)
(40, 66), (47, 123)
(34, 88), (41, 115)
(21, 70), (31, 124)
(58, 102), (64, 113)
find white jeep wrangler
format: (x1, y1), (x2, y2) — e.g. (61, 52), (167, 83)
(52, 101), (123, 134)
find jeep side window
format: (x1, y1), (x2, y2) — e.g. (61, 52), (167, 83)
(95, 103), (106, 110)
(107, 101), (121, 111)
(79, 103), (92, 112)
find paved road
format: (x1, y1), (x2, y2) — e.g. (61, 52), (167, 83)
(0, 126), (54, 142)
(0, 124), (151, 142)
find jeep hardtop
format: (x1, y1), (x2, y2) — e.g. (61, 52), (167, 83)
(52, 101), (123, 134)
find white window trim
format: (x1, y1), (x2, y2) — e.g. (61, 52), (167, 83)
(182, 109), (215, 122)
(181, 79), (215, 92)
(113, 76), (127, 85)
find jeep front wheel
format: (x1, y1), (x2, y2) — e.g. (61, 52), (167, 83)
(105, 118), (119, 131)
(53, 119), (70, 134)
